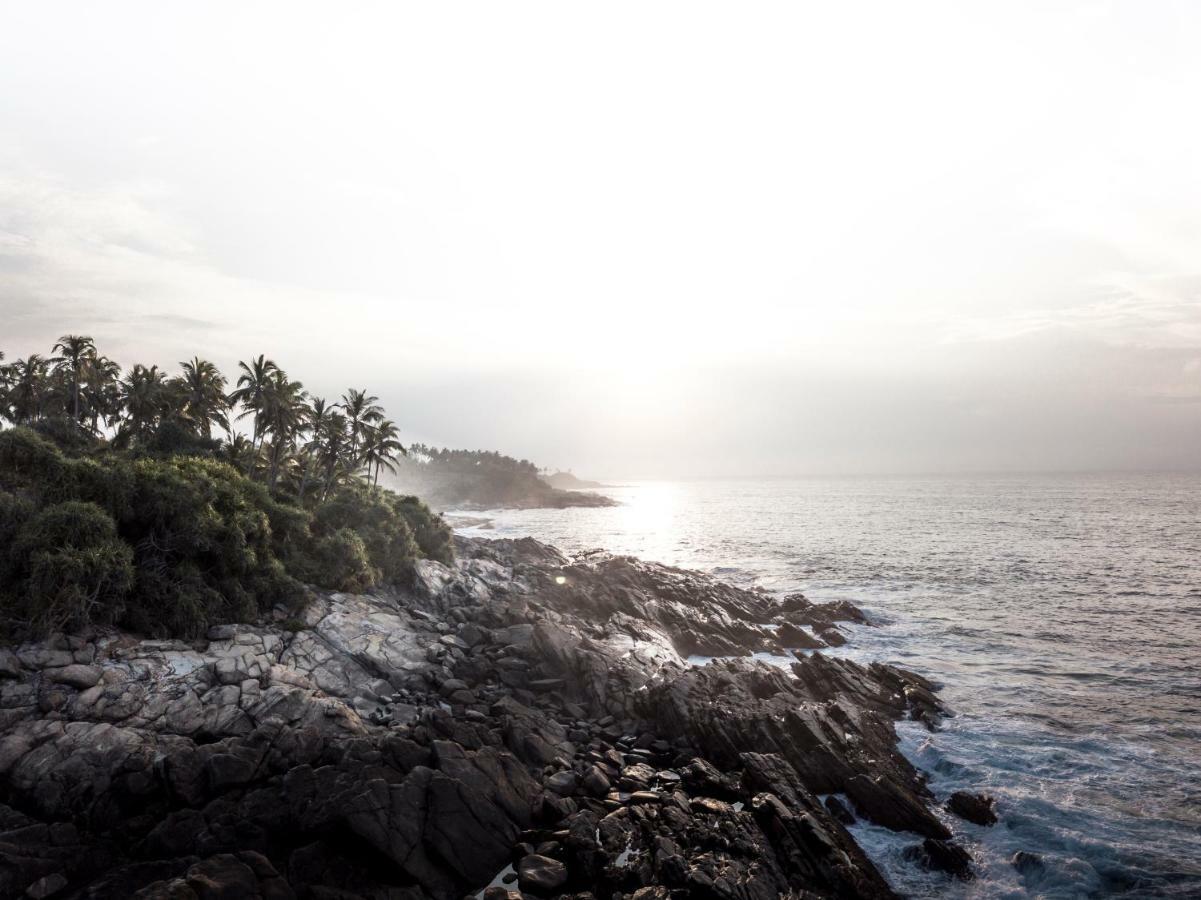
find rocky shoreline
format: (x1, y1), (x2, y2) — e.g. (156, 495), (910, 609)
(0, 535), (992, 899)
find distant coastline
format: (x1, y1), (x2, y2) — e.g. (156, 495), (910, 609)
(387, 445), (616, 510)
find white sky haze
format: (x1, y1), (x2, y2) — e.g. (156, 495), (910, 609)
(1, 1), (1199, 475)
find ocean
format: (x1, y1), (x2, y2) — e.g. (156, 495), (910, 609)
(453, 474), (1201, 898)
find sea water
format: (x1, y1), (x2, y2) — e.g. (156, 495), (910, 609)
(453, 474), (1201, 898)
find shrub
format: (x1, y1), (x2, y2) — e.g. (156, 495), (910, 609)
(312, 486), (420, 583)
(390, 494), (454, 565)
(5, 501), (134, 634)
(308, 528), (379, 593)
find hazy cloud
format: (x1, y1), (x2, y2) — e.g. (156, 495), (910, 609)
(1, 2), (1199, 475)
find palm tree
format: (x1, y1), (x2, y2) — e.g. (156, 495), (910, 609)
(227, 355), (279, 455)
(51, 334), (96, 425)
(260, 371), (307, 491)
(83, 355), (122, 436)
(0, 350), (9, 424)
(220, 433), (257, 472)
(119, 364), (168, 444)
(339, 388), (383, 465)
(177, 357), (229, 438)
(360, 419), (406, 488)
(297, 397), (335, 501)
(317, 410), (351, 500)
(6, 355), (50, 424)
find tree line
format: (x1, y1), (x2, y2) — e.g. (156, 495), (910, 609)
(0, 336), (405, 502)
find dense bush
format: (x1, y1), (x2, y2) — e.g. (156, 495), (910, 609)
(306, 528), (379, 593)
(0, 427), (454, 639)
(392, 493), (456, 564)
(2, 501), (134, 634)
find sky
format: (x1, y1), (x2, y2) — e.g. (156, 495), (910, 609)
(1, 1), (1199, 476)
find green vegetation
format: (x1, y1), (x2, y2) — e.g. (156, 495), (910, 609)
(0, 338), (454, 639)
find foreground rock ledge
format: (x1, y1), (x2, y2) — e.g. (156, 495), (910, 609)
(0, 536), (967, 899)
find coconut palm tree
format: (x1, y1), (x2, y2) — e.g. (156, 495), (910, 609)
(176, 357), (229, 438)
(360, 419), (406, 488)
(339, 388), (383, 465)
(118, 364), (169, 444)
(297, 397), (336, 502)
(51, 334), (96, 425)
(316, 410), (351, 500)
(227, 355), (279, 455)
(83, 355), (123, 436)
(220, 433), (257, 473)
(6, 355), (50, 424)
(260, 371), (307, 491)
(0, 350), (9, 423)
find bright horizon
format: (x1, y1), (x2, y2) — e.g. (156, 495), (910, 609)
(3, 2), (1200, 477)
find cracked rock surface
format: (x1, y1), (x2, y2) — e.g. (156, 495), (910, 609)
(0, 535), (969, 898)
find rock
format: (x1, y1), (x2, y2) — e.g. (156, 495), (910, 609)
(824, 794), (856, 825)
(517, 854), (568, 893)
(774, 621), (825, 649)
(16, 647), (73, 670)
(946, 790), (997, 826)
(25, 873), (68, 899)
(46, 664), (102, 689)
(0, 649), (21, 678)
(619, 762), (656, 791)
(545, 770), (578, 796)
(439, 678), (469, 696)
(815, 625), (847, 647)
(457, 623), (486, 647)
(1011, 850), (1045, 875)
(0, 533), (937, 900)
(140, 851), (296, 898)
(628, 790), (661, 805)
(582, 765), (611, 797)
(906, 838), (974, 880)
(845, 774), (951, 839)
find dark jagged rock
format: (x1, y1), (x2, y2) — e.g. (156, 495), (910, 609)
(0, 534), (963, 898)
(905, 837), (974, 880)
(946, 790), (998, 826)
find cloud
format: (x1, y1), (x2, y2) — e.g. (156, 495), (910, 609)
(937, 289), (1201, 351)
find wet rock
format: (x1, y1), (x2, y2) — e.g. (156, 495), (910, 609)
(1011, 850), (1045, 875)
(824, 794), (856, 825)
(774, 621), (825, 649)
(517, 853), (568, 893)
(946, 790), (997, 826)
(845, 775), (951, 839)
(905, 838), (974, 880)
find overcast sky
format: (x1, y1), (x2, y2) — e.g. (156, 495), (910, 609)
(2, 2), (1199, 476)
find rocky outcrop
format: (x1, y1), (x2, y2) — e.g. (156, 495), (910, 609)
(0, 535), (973, 898)
(946, 790), (998, 827)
